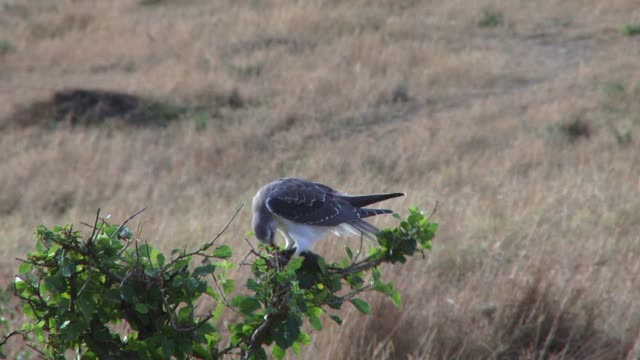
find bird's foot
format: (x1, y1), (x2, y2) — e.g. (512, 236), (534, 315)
(266, 247), (296, 268)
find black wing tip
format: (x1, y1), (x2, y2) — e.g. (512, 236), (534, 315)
(358, 208), (394, 219)
(340, 192), (405, 208)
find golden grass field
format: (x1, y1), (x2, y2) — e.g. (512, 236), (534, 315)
(2, 0), (640, 358)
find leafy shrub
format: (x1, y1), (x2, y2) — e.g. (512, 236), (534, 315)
(1, 207), (436, 359)
(622, 24), (640, 36)
(0, 38), (16, 56)
(477, 7), (504, 28)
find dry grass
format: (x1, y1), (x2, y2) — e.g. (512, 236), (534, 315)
(2, 0), (640, 358)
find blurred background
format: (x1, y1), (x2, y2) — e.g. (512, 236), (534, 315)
(1, 0), (640, 358)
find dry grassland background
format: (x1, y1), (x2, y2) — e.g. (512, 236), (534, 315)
(1, 0), (640, 358)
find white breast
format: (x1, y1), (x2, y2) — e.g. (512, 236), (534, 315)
(276, 217), (363, 254)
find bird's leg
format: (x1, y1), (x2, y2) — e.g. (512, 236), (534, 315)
(278, 247), (296, 265)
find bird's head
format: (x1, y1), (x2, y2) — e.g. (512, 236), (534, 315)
(252, 211), (276, 245)
(252, 190), (277, 245)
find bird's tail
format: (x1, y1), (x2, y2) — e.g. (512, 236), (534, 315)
(339, 192), (405, 208)
(349, 219), (382, 241)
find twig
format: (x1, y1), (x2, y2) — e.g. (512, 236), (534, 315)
(25, 342), (47, 358)
(211, 273), (237, 314)
(143, 239), (153, 268)
(160, 289), (215, 333)
(88, 208), (101, 244)
(428, 200), (438, 220)
(76, 265), (93, 297)
(0, 330), (25, 347)
(113, 208), (146, 241)
(330, 253), (388, 277)
(219, 343), (243, 357)
(351, 233), (365, 265)
(332, 285), (373, 304)
(240, 239), (270, 266)
(240, 240), (257, 266)
(210, 204), (244, 245)
(169, 204), (244, 265)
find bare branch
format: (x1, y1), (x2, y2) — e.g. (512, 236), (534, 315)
(211, 272), (238, 314)
(25, 343), (47, 358)
(88, 208), (101, 243)
(169, 204), (244, 265)
(428, 200), (438, 220)
(0, 330), (25, 347)
(330, 253), (387, 277)
(113, 207), (146, 241)
(210, 203), (244, 245)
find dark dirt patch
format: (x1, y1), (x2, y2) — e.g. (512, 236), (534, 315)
(5, 89), (188, 128)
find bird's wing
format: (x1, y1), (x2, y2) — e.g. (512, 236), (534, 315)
(265, 179), (359, 226)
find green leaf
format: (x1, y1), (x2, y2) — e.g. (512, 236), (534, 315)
(408, 212), (422, 226)
(60, 318), (86, 342)
(222, 279), (234, 294)
(272, 344), (285, 360)
(291, 342), (301, 355)
(231, 295), (261, 315)
(329, 315), (343, 325)
(273, 314), (301, 349)
(104, 224), (119, 238)
(44, 275), (67, 293)
(47, 244), (61, 259)
(172, 258), (190, 272)
(161, 339), (176, 357)
(137, 243), (153, 258)
(18, 262), (31, 274)
(345, 246), (353, 260)
(178, 305), (194, 322)
(156, 252), (165, 267)
(120, 284), (137, 302)
(297, 331), (312, 345)
(306, 307), (323, 330)
(248, 347), (267, 360)
(76, 293), (96, 318)
(287, 257), (304, 271)
(326, 275), (342, 292)
(193, 264), (216, 277)
(213, 245), (232, 259)
(350, 298), (371, 314)
(390, 289), (402, 308)
(61, 261), (76, 277)
(246, 278), (260, 291)
(14, 279), (26, 297)
(35, 239), (45, 253)
(135, 303), (149, 314)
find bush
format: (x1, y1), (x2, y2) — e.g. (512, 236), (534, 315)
(477, 7), (504, 28)
(1, 207), (436, 359)
(622, 24), (640, 36)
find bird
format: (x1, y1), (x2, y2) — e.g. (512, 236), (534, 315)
(252, 177), (404, 255)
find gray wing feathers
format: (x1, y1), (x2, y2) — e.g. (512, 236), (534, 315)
(265, 178), (350, 226)
(265, 177), (401, 228)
